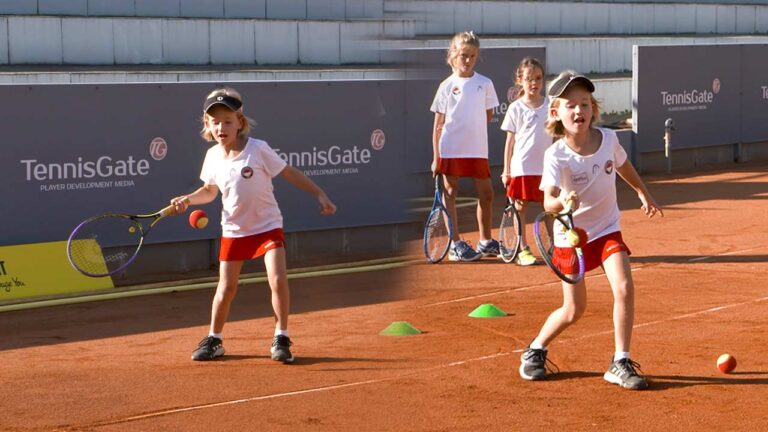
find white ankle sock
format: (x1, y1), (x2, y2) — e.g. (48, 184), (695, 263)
(275, 328), (289, 337)
(209, 332), (223, 340)
(614, 351), (630, 362)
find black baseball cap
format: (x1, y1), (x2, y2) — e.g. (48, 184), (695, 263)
(203, 94), (243, 113)
(548, 72), (595, 98)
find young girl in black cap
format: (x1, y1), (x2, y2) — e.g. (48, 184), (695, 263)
(518, 71), (662, 390)
(171, 87), (336, 363)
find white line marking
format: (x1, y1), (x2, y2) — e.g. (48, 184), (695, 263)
(687, 245), (768, 262)
(78, 352), (510, 429)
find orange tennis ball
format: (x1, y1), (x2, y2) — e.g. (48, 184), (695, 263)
(189, 209), (209, 229)
(717, 353), (737, 374)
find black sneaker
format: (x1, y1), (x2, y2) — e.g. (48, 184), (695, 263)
(519, 347), (557, 380)
(271, 335), (295, 363)
(604, 358), (648, 390)
(191, 336), (224, 361)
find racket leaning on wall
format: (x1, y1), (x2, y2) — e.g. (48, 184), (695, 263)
(533, 207), (585, 284)
(498, 198), (522, 263)
(423, 174), (454, 263)
(67, 204), (179, 277)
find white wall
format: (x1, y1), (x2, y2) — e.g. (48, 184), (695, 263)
(3, 16), (415, 65)
(384, 1), (768, 36)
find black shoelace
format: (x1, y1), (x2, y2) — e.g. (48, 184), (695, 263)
(616, 358), (643, 376)
(525, 348), (560, 374)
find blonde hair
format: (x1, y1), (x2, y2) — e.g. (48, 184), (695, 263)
(545, 71), (601, 139)
(446, 31), (481, 69)
(200, 87), (256, 142)
(514, 57), (545, 99)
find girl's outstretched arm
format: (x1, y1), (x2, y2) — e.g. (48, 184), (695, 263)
(279, 166), (337, 215)
(616, 160), (663, 218)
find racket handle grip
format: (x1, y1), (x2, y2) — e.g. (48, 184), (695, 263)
(160, 204), (178, 217)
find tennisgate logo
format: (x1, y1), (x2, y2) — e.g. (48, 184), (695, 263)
(272, 129), (386, 177)
(22, 137), (165, 192)
(660, 78), (720, 112)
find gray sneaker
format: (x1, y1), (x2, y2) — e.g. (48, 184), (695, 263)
(191, 336), (224, 361)
(449, 240), (483, 262)
(604, 358), (649, 390)
(519, 347), (552, 380)
(271, 335), (295, 363)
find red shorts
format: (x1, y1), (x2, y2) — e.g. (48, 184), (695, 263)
(506, 175), (544, 202)
(553, 231), (631, 274)
(438, 158), (491, 179)
(219, 228), (285, 262)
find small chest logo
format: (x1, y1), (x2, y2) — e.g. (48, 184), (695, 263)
(604, 160), (614, 174)
(241, 166), (254, 179)
(451, 87), (461, 96)
(571, 172), (588, 185)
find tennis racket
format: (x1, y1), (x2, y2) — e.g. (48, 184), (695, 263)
(498, 198), (522, 263)
(533, 208), (585, 284)
(423, 174), (454, 263)
(66, 204), (179, 277)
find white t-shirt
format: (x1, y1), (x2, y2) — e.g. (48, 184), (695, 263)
(500, 97), (551, 176)
(200, 137), (288, 237)
(430, 72), (499, 159)
(540, 128), (628, 245)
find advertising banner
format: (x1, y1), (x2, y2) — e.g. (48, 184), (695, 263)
(740, 44), (768, 144)
(632, 44), (745, 152)
(0, 241), (113, 301)
(1, 80), (409, 247)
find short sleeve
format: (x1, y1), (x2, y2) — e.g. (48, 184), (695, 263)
(539, 145), (561, 191)
(611, 131), (628, 167)
(430, 81), (447, 114)
(485, 79), (499, 109)
(500, 104), (517, 133)
(199, 147), (217, 185)
(257, 140), (288, 178)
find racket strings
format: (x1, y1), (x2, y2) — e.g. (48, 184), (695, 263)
(67, 216), (143, 276)
(499, 207), (521, 260)
(425, 209), (450, 261)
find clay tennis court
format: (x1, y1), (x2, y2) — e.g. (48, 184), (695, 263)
(2, 163), (767, 431)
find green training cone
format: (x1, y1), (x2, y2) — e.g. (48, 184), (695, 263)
(468, 303), (507, 318)
(379, 321), (422, 336)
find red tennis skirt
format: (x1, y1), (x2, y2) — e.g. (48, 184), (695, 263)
(553, 231), (631, 274)
(507, 175), (544, 202)
(438, 158), (491, 179)
(219, 228), (285, 262)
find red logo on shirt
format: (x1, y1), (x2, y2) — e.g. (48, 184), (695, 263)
(451, 87), (461, 95)
(604, 160), (614, 174)
(241, 166), (254, 179)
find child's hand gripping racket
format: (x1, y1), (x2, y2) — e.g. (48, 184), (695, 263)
(533, 198), (586, 284)
(423, 174), (454, 263)
(66, 204), (181, 277)
(498, 197), (522, 263)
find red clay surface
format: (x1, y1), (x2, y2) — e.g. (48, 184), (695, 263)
(2, 164), (768, 431)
